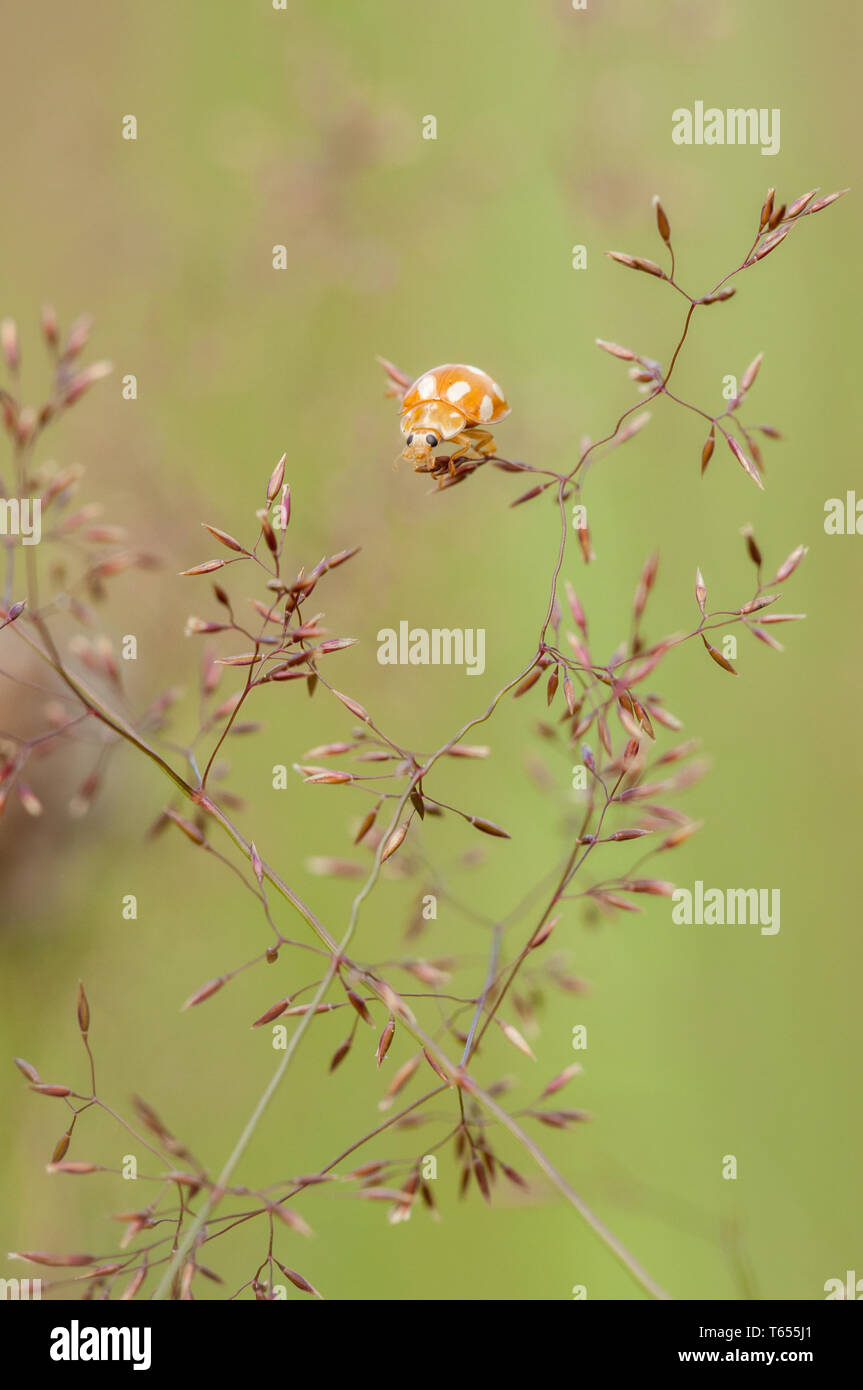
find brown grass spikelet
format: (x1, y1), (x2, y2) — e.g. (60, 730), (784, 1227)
(467, 815), (511, 839)
(529, 914), (559, 949)
(701, 634), (738, 676)
(595, 338), (638, 361)
(751, 227), (789, 263)
(266, 453), (286, 501)
(741, 524), (762, 567)
(165, 809), (206, 845)
(202, 523), (248, 554)
(532, 1108), (591, 1129)
(513, 667), (542, 697)
(346, 989), (375, 1027)
(740, 352), (764, 395)
(422, 1048), (451, 1084)
(695, 568), (707, 614)
(76, 982), (90, 1037)
(770, 544), (808, 584)
(180, 559), (232, 576)
(252, 999), (289, 1028)
(807, 189), (849, 214)
(725, 434), (764, 488)
(606, 251), (666, 279)
(51, 1133), (72, 1163)
(381, 821), (410, 862)
(497, 1020), (536, 1061)
(329, 1036), (353, 1072)
(12, 1251), (95, 1268)
(510, 484), (545, 507)
(46, 1161), (100, 1175)
(275, 1263), (323, 1299)
(182, 976), (228, 1010)
(541, 1063), (583, 1099)
(699, 287), (736, 305)
(653, 194), (671, 244)
(376, 1018), (395, 1067)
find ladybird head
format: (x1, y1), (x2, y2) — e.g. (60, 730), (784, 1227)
(401, 429), (440, 470)
(399, 400), (463, 471)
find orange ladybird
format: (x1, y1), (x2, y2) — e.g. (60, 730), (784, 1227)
(398, 364), (510, 476)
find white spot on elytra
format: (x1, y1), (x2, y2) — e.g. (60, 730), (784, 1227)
(417, 374), (437, 399)
(478, 394), (493, 421)
(446, 380), (471, 403)
(490, 379), (503, 399)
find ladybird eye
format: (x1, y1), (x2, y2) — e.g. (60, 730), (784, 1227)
(426, 434), (437, 447)
(407, 433), (414, 445)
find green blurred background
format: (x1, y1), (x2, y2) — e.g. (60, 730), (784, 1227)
(1, 0), (860, 1300)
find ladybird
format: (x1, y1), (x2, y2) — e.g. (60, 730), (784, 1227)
(396, 364), (510, 476)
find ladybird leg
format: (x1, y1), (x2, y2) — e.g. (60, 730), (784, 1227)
(465, 428), (497, 458)
(447, 432), (473, 473)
